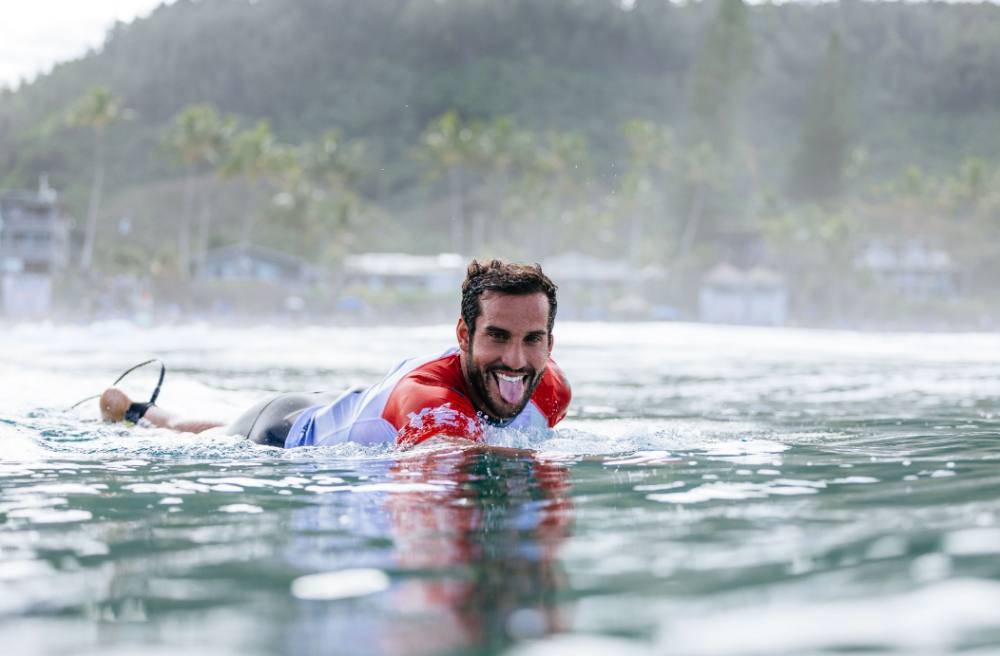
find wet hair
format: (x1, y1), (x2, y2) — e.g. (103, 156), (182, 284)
(461, 259), (558, 335)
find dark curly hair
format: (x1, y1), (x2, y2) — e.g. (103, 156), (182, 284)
(461, 259), (558, 335)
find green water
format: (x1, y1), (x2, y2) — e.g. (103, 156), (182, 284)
(3, 322), (1000, 655)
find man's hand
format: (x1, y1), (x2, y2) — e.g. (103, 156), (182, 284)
(99, 388), (132, 423)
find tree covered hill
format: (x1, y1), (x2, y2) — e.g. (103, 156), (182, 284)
(5, 0), (1000, 187)
(1, 0), (999, 282)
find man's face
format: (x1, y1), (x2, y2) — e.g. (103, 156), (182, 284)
(457, 291), (553, 421)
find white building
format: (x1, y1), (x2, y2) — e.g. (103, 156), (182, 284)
(343, 252), (466, 293)
(0, 180), (71, 318)
(699, 264), (788, 326)
(855, 241), (958, 298)
(342, 252), (669, 319)
(197, 244), (323, 286)
(541, 252), (666, 319)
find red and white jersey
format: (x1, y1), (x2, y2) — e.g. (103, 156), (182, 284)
(285, 348), (571, 448)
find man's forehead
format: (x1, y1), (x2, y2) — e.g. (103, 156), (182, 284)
(477, 291), (549, 327)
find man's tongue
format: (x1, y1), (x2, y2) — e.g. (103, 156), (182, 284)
(496, 374), (525, 405)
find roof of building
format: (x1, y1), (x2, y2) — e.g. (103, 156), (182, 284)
(199, 244), (325, 283)
(542, 251), (664, 282)
(856, 241), (956, 273)
(202, 243), (306, 268)
(703, 263), (785, 290)
(1, 178), (60, 210)
(344, 252), (465, 277)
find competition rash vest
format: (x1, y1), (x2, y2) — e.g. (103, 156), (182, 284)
(285, 347), (572, 448)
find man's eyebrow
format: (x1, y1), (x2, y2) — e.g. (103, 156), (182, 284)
(484, 325), (511, 335)
(526, 330), (548, 338)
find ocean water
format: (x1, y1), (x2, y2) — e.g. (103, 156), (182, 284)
(3, 321), (1000, 655)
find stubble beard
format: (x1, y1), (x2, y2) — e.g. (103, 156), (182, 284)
(463, 343), (544, 422)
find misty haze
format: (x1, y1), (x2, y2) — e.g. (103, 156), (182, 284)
(2, 1), (1000, 655)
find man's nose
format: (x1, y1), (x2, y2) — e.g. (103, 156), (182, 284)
(501, 341), (527, 370)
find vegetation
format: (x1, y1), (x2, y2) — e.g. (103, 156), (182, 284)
(64, 86), (130, 270)
(1, 0), (999, 323)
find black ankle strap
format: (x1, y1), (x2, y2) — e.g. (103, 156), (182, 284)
(125, 402), (153, 424)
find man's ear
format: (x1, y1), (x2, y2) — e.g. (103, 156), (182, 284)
(457, 317), (470, 352)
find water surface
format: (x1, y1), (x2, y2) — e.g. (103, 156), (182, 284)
(3, 322), (1000, 655)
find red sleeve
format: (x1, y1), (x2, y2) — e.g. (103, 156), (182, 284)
(532, 359), (572, 427)
(382, 379), (484, 448)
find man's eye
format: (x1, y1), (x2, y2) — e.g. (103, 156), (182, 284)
(526, 335), (544, 344)
(488, 332), (507, 341)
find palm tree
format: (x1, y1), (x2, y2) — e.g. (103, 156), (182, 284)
(66, 86), (129, 271)
(512, 130), (592, 258)
(296, 131), (367, 254)
(468, 116), (533, 252)
(417, 111), (479, 253)
(218, 120), (280, 246)
(162, 104), (235, 277)
(676, 141), (722, 259)
(621, 120), (674, 261)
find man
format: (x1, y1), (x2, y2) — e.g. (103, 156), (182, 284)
(100, 259), (572, 449)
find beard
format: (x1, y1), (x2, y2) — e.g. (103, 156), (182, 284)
(463, 350), (544, 422)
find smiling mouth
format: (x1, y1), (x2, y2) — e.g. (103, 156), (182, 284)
(492, 371), (528, 406)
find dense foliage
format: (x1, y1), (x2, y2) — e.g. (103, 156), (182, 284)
(1, 0), (999, 320)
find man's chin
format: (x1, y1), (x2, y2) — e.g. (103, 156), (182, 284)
(486, 394), (529, 421)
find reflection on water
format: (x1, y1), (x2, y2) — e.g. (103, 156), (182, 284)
(385, 450), (571, 653)
(0, 451), (571, 655)
(280, 449), (572, 656)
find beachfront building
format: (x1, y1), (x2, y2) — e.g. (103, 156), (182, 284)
(698, 264), (788, 326)
(855, 241), (959, 299)
(0, 181), (71, 318)
(541, 252), (666, 320)
(197, 244), (323, 286)
(343, 252), (466, 293)
(337, 252), (467, 321)
(341, 251), (670, 320)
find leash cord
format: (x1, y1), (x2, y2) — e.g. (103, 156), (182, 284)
(67, 358), (166, 411)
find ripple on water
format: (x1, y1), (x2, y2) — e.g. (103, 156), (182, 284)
(658, 578), (1000, 654)
(218, 504), (263, 514)
(4, 323), (1000, 654)
(646, 480), (821, 505)
(5, 508), (93, 524)
(289, 568), (390, 601)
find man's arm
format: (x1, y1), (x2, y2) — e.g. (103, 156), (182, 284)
(100, 388), (224, 434)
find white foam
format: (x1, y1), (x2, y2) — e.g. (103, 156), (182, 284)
(505, 635), (653, 656)
(9, 483), (103, 496)
(218, 504), (263, 514)
(6, 508), (92, 524)
(349, 482), (446, 494)
(659, 579), (1000, 654)
(944, 528), (1000, 556)
(648, 480), (820, 504)
(0, 559), (54, 580)
(290, 568), (390, 600)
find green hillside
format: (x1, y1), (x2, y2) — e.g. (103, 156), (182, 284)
(1, 0), (999, 320)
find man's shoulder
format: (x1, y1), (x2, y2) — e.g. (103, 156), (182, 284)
(401, 348), (464, 386)
(380, 350), (473, 426)
(380, 352), (482, 447)
(531, 358), (572, 427)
